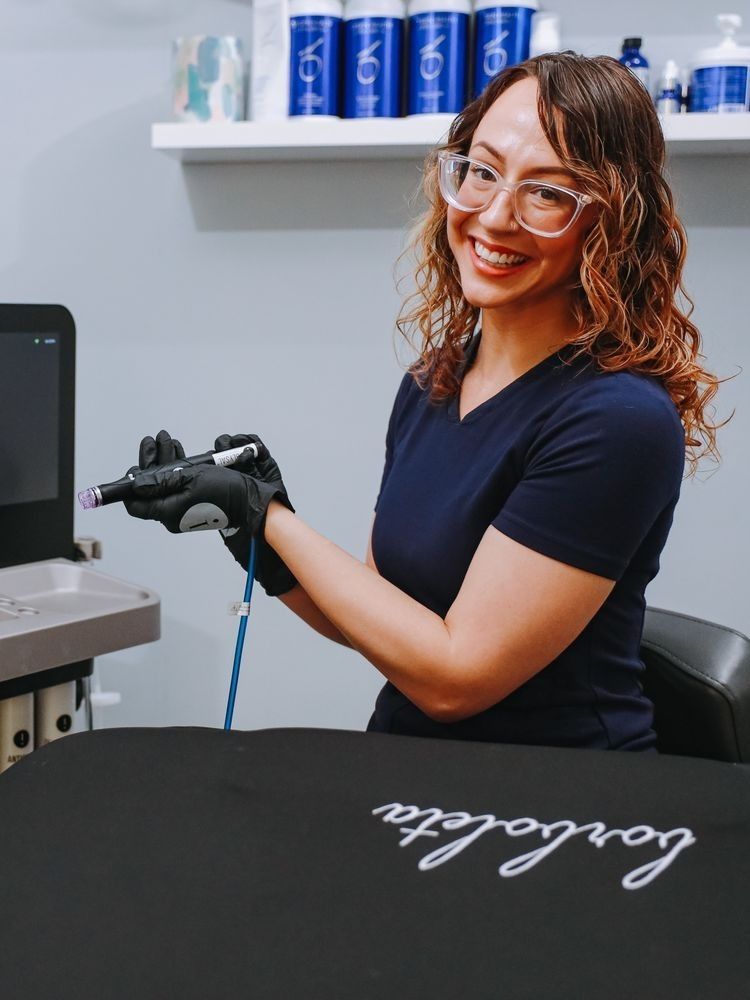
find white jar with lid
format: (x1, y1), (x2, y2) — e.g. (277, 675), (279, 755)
(690, 14), (750, 112)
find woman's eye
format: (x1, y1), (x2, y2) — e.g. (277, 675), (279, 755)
(469, 165), (495, 182)
(531, 185), (562, 202)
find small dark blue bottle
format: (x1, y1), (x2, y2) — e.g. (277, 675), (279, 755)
(619, 37), (650, 93)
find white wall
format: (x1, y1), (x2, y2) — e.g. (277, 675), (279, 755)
(1, 0), (747, 733)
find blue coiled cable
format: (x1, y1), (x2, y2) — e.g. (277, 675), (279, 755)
(223, 537), (257, 730)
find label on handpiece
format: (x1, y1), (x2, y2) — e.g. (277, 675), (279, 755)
(408, 11), (468, 115)
(212, 445), (256, 467)
(473, 6), (534, 98)
(690, 66), (749, 113)
(289, 15), (342, 116)
(344, 17), (403, 118)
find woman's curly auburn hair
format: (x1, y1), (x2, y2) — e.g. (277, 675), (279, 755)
(396, 51), (731, 476)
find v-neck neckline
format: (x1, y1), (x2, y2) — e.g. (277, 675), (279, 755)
(448, 333), (572, 426)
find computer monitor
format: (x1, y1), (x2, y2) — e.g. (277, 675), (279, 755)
(0, 304), (75, 568)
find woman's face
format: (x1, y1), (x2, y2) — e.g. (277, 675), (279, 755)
(446, 77), (594, 316)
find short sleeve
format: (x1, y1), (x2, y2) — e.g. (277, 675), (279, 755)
(374, 373), (413, 513)
(492, 381), (685, 581)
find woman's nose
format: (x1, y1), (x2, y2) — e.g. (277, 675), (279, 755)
(477, 186), (518, 231)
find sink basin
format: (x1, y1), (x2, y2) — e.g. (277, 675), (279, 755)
(0, 559), (160, 682)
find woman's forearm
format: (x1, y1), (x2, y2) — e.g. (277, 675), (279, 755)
(264, 501), (456, 718)
(278, 584), (353, 647)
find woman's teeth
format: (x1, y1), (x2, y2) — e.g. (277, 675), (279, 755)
(473, 239), (529, 267)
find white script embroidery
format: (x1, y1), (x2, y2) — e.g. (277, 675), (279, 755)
(372, 802), (696, 890)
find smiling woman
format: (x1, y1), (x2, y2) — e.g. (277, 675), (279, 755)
(401, 56), (725, 471)
(124, 53), (730, 753)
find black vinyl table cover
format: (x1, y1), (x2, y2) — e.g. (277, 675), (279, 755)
(0, 726), (748, 999)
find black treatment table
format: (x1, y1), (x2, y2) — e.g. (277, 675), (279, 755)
(0, 726), (748, 999)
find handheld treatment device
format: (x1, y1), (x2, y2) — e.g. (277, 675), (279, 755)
(78, 443), (267, 510)
(79, 441), (265, 729)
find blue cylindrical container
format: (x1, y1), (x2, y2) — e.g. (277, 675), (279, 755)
(407, 0), (470, 115)
(289, 0), (343, 117)
(473, 0), (538, 98)
(691, 65), (749, 111)
(343, 0), (404, 118)
(689, 14), (750, 113)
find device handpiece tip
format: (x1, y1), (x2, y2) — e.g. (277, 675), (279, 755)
(78, 488), (100, 510)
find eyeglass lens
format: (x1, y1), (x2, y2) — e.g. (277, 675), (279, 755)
(442, 157), (579, 234)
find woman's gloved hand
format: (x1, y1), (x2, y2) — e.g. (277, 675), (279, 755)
(138, 429), (186, 469)
(213, 433), (297, 596)
(123, 430), (292, 537)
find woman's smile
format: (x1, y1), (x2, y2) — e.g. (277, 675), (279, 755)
(469, 236), (532, 276)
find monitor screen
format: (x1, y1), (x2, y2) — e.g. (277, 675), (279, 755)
(0, 332), (60, 507)
(0, 304), (75, 569)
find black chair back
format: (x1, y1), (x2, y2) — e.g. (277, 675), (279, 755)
(641, 607), (750, 762)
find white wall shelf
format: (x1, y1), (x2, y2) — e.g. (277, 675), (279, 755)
(152, 113), (750, 163)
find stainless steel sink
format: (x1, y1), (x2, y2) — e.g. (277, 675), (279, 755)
(0, 559), (160, 682)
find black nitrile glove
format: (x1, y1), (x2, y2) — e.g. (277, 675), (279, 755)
(213, 433), (298, 597)
(123, 429), (292, 536)
(138, 429), (186, 470)
(124, 463), (290, 535)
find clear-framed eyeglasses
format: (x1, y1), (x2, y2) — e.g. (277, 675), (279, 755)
(437, 152), (594, 238)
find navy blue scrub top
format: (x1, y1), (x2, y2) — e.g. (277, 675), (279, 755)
(370, 334), (686, 750)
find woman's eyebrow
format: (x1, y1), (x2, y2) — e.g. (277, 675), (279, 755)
(470, 140), (577, 178)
